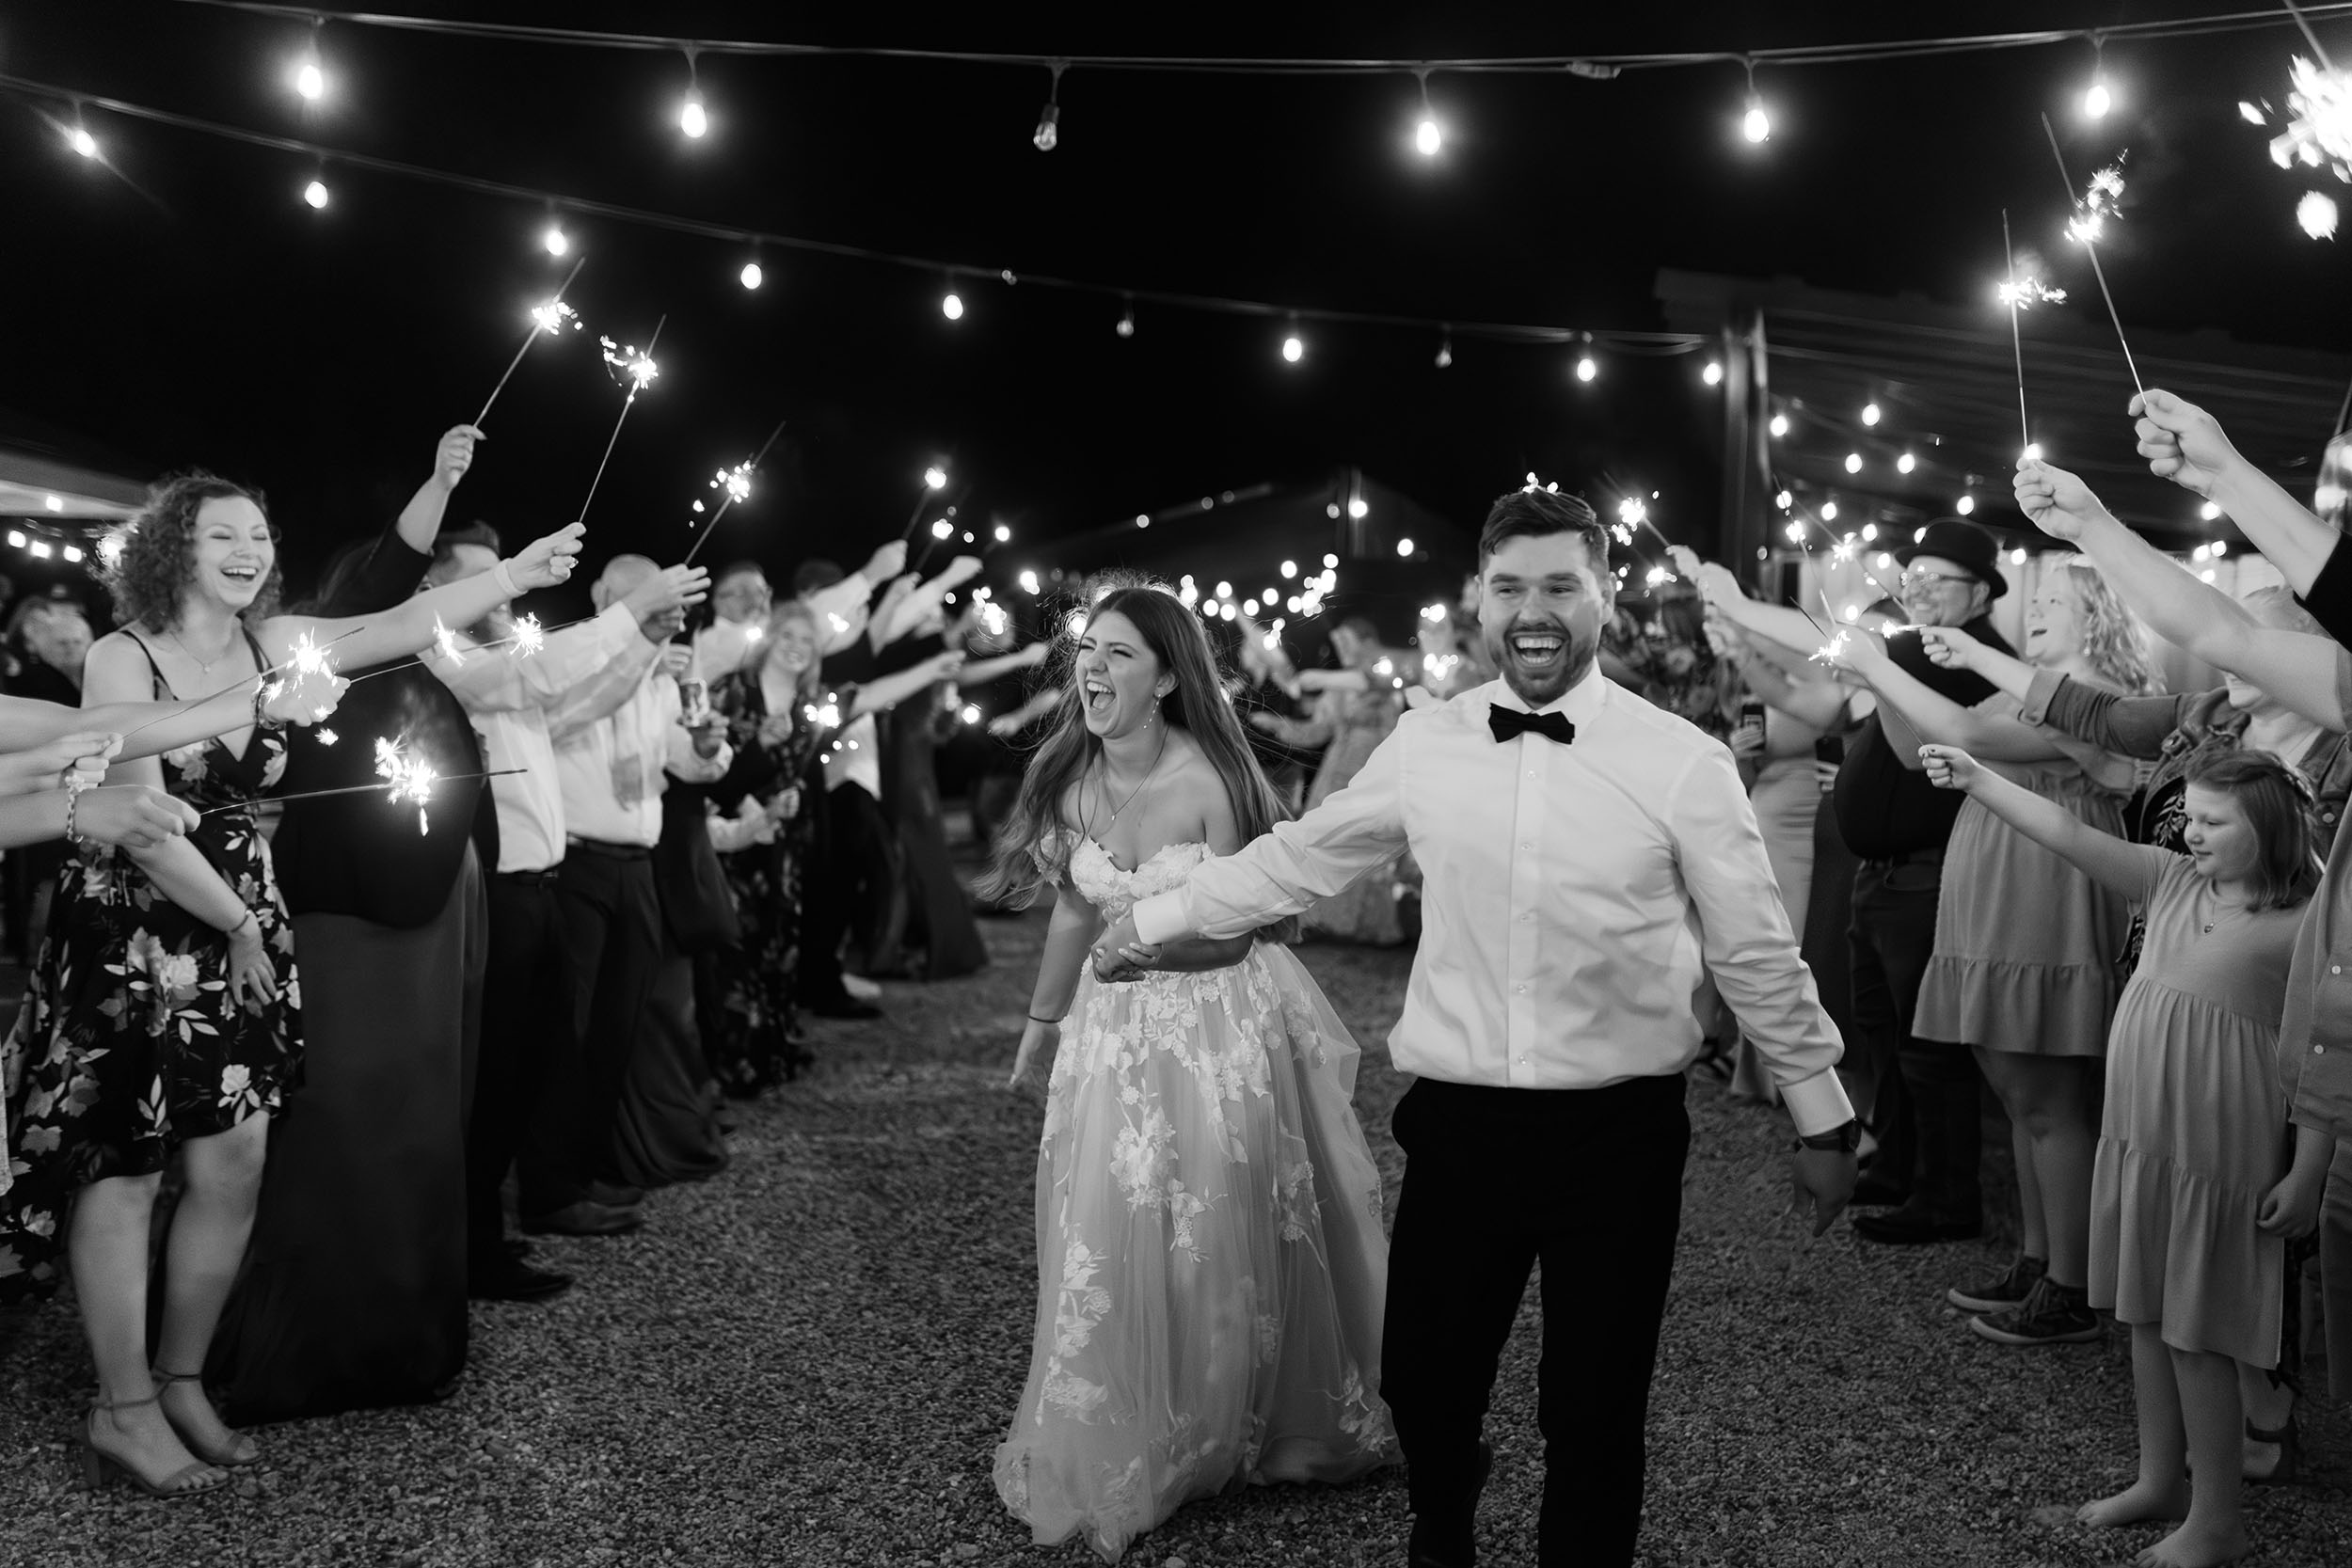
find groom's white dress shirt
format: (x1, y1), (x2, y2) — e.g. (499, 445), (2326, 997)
(1132, 667), (1854, 1135)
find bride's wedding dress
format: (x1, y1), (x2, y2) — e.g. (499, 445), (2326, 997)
(994, 836), (1396, 1560)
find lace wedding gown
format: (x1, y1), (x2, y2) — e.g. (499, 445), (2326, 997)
(994, 837), (1396, 1561)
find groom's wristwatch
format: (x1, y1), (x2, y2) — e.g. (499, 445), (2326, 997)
(1793, 1118), (1861, 1154)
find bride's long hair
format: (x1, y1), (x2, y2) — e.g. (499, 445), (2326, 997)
(978, 583), (1295, 939)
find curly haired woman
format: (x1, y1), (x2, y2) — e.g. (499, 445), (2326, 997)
(0, 444), (580, 1498)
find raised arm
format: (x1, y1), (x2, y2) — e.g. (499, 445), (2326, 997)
(2014, 458), (2347, 730)
(1835, 632), (2070, 763)
(391, 425), (482, 556)
(1673, 546), (1837, 654)
(0, 684), (300, 764)
(879, 557), (984, 645)
(261, 523), (583, 673)
(2132, 389), (2337, 595)
(1919, 744), (2163, 902)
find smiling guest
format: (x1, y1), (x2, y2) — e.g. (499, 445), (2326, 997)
(1095, 486), (1855, 1568)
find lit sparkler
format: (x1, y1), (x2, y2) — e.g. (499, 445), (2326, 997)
(475, 254), (587, 427)
(1998, 209), (2039, 457)
(575, 314), (666, 528)
(433, 615), (466, 667)
(2042, 117), (2145, 396)
(2258, 54), (2352, 180)
(1812, 629), (1853, 666)
(316, 729), (338, 746)
(1995, 277), (2067, 309)
(507, 612), (547, 659)
(680, 415), (789, 568)
(216, 767), (527, 826)
(375, 736), (439, 836)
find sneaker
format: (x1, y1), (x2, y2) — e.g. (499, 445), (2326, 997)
(1967, 1275), (2101, 1345)
(1947, 1254), (2047, 1313)
(840, 974), (882, 1001)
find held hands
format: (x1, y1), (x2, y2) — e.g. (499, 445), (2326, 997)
(622, 564), (712, 626)
(1917, 743), (1983, 793)
(431, 425), (484, 492)
(2256, 1160), (2326, 1240)
(224, 913), (278, 1010)
(1009, 1017), (1057, 1089)
(2132, 389), (2244, 499)
(1089, 913), (1163, 983)
(1789, 1148), (1858, 1238)
(860, 540), (910, 583)
(72, 784), (199, 849)
(507, 523), (586, 592)
(2, 732), (121, 799)
(2011, 459), (2113, 543)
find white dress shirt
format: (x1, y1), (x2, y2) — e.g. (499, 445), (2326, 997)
(1133, 668), (1854, 1135)
(551, 652), (732, 847)
(426, 603), (644, 873)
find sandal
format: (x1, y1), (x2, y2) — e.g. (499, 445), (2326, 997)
(72, 1393), (227, 1498)
(2246, 1414), (2304, 1485)
(151, 1368), (260, 1466)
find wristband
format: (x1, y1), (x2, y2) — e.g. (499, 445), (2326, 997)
(226, 910), (258, 940)
(1027, 1012), (1063, 1025)
(492, 558), (523, 598)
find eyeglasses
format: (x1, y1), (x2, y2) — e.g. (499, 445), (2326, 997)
(1899, 567), (1976, 593)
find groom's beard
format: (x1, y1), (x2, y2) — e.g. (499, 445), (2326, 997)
(1486, 616), (1594, 708)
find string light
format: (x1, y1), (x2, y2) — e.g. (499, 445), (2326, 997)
(1413, 69), (1441, 156)
(1774, 489), (1792, 509)
(679, 49), (708, 138)
(1741, 59), (1771, 144)
(2199, 499), (2223, 520)
(1861, 402), (1881, 425)
(1844, 452), (1863, 473)
(294, 19), (326, 103)
(302, 175), (329, 209)
(1397, 537), (1416, 557)
(1956, 494), (1977, 515)
(2212, 539), (2229, 556)
(1281, 317), (1305, 363)
(1116, 296), (1135, 337)
(1862, 523), (1879, 541)
(542, 220), (569, 257)
(67, 111), (98, 159)
(2300, 190), (2340, 239)
(2082, 37), (2112, 119)
(1820, 500), (1839, 521)
(1280, 560), (1297, 578)
(1034, 62), (1065, 151)
(1897, 451), (1915, 473)
(740, 259), (763, 289)
(1435, 329), (1453, 369)
(1348, 496), (1369, 519)
(1574, 350), (1598, 382)
(942, 287), (964, 321)
(1702, 359), (1723, 386)
(1769, 413), (1789, 437)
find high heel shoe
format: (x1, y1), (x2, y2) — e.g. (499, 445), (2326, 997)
(151, 1368), (260, 1466)
(71, 1393), (227, 1498)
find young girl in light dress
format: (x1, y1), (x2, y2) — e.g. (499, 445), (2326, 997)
(1923, 743), (2329, 1568)
(980, 584), (1394, 1562)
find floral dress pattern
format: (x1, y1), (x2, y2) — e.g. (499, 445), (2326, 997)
(0, 630), (301, 1304)
(993, 837), (1396, 1562)
(700, 669), (837, 1094)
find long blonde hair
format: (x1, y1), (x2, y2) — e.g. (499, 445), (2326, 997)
(2046, 554), (2162, 695)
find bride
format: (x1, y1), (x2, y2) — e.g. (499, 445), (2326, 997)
(981, 583), (1395, 1561)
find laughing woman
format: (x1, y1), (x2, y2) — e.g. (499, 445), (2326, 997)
(0, 465), (580, 1497)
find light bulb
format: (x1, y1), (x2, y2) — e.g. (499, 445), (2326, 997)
(1116, 309), (1135, 338)
(303, 178), (329, 210)
(1702, 360), (1723, 386)
(1956, 495), (1976, 515)
(1017, 570), (1039, 594)
(1323, 554), (1339, 567)
(1415, 117), (1441, 156)
(942, 291), (964, 321)
(2212, 540), (2229, 557)
(1575, 355), (1598, 382)
(2199, 500), (2222, 521)
(1397, 538), (1416, 557)
(924, 467), (947, 490)
(2010, 547), (2027, 565)
(69, 124), (98, 159)
(1435, 337), (1453, 369)
(1742, 96), (1771, 144)
(1769, 414), (1789, 437)
(2298, 191), (2339, 241)
(1216, 581), (1234, 599)
(1774, 489), (1792, 510)
(2083, 78), (2111, 119)
(2193, 543), (2212, 562)
(542, 223), (569, 257)
(1844, 452), (1863, 474)
(1897, 451), (1916, 474)
(740, 261), (763, 290)
(1282, 333), (1304, 363)
(296, 58), (325, 102)
(1348, 497), (1369, 520)
(1033, 103), (1060, 151)
(1785, 521), (1806, 543)
(680, 92), (708, 138)
(1863, 523), (1879, 542)
(1820, 501), (1839, 522)
(1861, 402), (1881, 425)
(1244, 598), (1260, 616)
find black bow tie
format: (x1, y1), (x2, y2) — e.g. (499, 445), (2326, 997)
(1488, 705), (1576, 746)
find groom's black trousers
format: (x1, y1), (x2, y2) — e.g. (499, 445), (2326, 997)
(1382, 1072), (1691, 1568)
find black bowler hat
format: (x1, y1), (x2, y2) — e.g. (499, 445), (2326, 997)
(1895, 517), (2007, 600)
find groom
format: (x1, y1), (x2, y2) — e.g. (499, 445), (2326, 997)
(1095, 487), (1857, 1567)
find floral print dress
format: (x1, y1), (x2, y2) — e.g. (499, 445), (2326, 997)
(993, 836), (1396, 1562)
(700, 669), (837, 1094)
(0, 629), (301, 1304)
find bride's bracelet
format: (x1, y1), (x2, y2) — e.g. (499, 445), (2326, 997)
(1027, 1011), (1063, 1025)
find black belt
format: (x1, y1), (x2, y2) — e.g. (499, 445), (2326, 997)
(1858, 845), (1945, 871)
(564, 837), (652, 862)
(498, 867), (562, 885)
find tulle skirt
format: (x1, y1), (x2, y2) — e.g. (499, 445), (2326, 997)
(993, 941), (1397, 1560)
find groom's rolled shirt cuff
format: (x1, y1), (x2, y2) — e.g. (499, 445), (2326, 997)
(1134, 890), (1194, 947)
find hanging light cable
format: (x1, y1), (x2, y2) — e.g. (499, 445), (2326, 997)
(679, 47), (708, 138)
(1740, 57), (1771, 143)
(1414, 67), (1441, 156)
(1034, 60), (1065, 150)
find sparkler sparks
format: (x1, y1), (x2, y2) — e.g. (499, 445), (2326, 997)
(2067, 164), (2127, 245)
(715, 463), (754, 506)
(2041, 119), (2145, 397)
(507, 613), (546, 659)
(2258, 55), (2352, 180)
(476, 254), (586, 427)
(316, 729), (338, 746)
(374, 737), (439, 836)
(1996, 277), (2068, 308)
(599, 336), (661, 392)
(531, 299), (580, 337)
(433, 616), (466, 667)
(1812, 630), (1853, 666)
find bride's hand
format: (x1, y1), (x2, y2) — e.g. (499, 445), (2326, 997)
(1091, 941), (1163, 983)
(1009, 1017), (1058, 1089)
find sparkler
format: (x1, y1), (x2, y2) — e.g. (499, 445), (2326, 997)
(2041, 116), (2144, 397)
(215, 768), (528, 831)
(680, 414), (790, 568)
(1994, 208), (2052, 460)
(115, 626), (364, 745)
(432, 615), (466, 668)
(575, 315), (666, 529)
(475, 255), (587, 427)
(508, 613), (547, 659)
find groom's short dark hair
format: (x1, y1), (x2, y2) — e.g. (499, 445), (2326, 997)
(1478, 488), (1610, 573)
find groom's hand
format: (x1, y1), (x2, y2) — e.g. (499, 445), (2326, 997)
(1790, 1148), (1857, 1238)
(1091, 914), (1147, 983)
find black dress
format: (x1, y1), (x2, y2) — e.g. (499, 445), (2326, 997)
(1, 630), (301, 1305)
(874, 637), (987, 980)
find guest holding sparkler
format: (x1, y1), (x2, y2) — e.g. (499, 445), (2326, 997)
(1832, 552), (2158, 1347)
(2, 448), (580, 1484)
(419, 525), (711, 1297)
(5, 594), (95, 958)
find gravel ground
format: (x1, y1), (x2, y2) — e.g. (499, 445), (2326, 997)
(4, 893), (2348, 1567)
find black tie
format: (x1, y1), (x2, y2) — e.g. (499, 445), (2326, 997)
(1488, 705), (1576, 746)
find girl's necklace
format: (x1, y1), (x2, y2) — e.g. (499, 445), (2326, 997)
(163, 626), (235, 678)
(1097, 730), (1168, 834)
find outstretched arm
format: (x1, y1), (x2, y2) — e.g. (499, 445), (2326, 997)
(2015, 458), (2348, 730)
(844, 650), (964, 721)
(1919, 745), (2164, 902)
(260, 523), (584, 673)
(2132, 389), (2338, 594)
(1836, 633), (2068, 763)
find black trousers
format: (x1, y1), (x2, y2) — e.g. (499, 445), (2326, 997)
(1850, 859), (1981, 1221)
(1381, 1074), (1692, 1568)
(799, 782), (896, 999)
(469, 871), (574, 1265)
(517, 845), (660, 1215)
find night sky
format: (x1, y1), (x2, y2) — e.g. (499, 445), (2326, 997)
(5, 2), (2350, 625)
